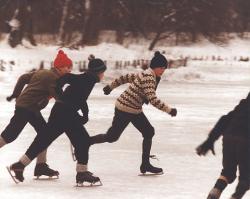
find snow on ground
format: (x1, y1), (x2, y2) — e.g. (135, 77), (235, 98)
(0, 39), (250, 198)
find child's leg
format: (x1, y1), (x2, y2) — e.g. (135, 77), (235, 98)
(207, 135), (237, 199)
(1, 108), (30, 146)
(131, 112), (154, 164)
(230, 138), (248, 199)
(231, 181), (249, 199)
(90, 108), (131, 144)
(131, 112), (162, 174)
(207, 176), (228, 199)
(28, 112), (48, 164)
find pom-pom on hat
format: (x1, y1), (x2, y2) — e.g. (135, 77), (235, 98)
(150, 51), (168, 69)
(88, 54), (107, 73)
(53, 50), (73, 68)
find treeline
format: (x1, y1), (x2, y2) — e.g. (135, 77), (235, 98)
(0, 0), (250, 49)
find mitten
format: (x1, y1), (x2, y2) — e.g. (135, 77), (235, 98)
(6, 94), (16, 102)
(196, 139), (215, 156)
(169, 108), (177, 117)
(78, 115), (89, 125)
(103, 85), (112, 95)
(81, 115), (89, 125)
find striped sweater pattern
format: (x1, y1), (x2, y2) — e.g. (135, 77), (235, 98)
(109, 68), (172, 114)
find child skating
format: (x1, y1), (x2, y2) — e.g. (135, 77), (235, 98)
(1, 50), (72, 179)
(90, 51), (177, 175)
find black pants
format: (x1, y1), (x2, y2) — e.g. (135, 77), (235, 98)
(1, 107), (46, 143)
(91, 108), (155, 163)
(25, 102), (90, 164)
(221, 135), (248, 184)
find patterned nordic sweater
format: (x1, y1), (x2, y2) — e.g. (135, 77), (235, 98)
(108, 68), (172, 114)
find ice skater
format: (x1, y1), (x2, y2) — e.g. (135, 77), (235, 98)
(196, 92), (250, 199)
(1, 50), (72, 179)
(8, 56), (107, 186)
(90, 51), (177, 175)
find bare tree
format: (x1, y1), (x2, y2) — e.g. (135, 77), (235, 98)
(58, 0), (71, 45)
(7, 0), (36, 47)
(149, 11), (176, 50)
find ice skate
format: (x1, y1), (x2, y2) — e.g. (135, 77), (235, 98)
(7, 161), (25, 183)
(139, 163), (163, 176)
(34, 163), (59, 179)
(76, 171), (102, 187)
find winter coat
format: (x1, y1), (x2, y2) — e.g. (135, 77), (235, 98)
(208, 92), (250, 142)
(56, 71), (99, 117)
(13, 68), (61, 113)
(107, 68), (172, 114)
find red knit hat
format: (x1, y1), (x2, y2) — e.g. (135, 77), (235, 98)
(53, 50), (72, 68)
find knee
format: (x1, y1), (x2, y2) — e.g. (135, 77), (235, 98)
(0, 136), (7, 146)
(143, 126), (155, 139)
(1, 134), (16, 144)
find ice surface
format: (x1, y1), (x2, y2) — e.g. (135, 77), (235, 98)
(0, 41), (249, 198)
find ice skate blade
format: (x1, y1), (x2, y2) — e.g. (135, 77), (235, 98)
(34, 175), (59, 180)
(6, 166), (20, 184)
(75, 180), (103, 187)
(138, 171), (164, 176)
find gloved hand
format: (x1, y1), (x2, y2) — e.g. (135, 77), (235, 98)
(103, 85), (112, 95)
(82, 115), (89, 125)
(169, 108), (177, 117)
(78, 115), (89, 125)
(196, 139), (215, 156)
(6, 94), (16, 102)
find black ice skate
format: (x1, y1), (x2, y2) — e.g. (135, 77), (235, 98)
(139, 163), (163, 176)
(34, 163), (59, 179)
(6, 161), (25, 183)
(76, 171), (102, 187)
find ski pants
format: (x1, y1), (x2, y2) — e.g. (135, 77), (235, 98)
(221, 135), (248, 184)
(1, 107), (46, 143)
(25, 102), (90, 164)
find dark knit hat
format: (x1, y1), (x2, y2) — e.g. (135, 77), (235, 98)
(150, 51), (168, 69)
(53, 50), (73, 68)
(88, 55), (107, 73)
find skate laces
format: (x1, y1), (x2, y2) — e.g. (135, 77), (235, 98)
(149, 155), (159, 161)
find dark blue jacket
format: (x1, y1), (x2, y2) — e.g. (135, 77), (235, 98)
(56, 72), (99, 117)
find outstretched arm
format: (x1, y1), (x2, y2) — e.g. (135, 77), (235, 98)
(109, 73), (137, 90)
(142, 75), (173, 115)
(196, 103), (237, 156)
(7, 72), (34, 101)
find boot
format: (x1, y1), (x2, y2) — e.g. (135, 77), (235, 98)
(34, 163), (59, 178)
(9, 161), (25, 182)
(140, 138), (163, 174)
(140, 162), (163, 174)
(76, 171), (101, 185)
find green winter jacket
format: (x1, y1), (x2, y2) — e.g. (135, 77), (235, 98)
(11, 68), (61, 113)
